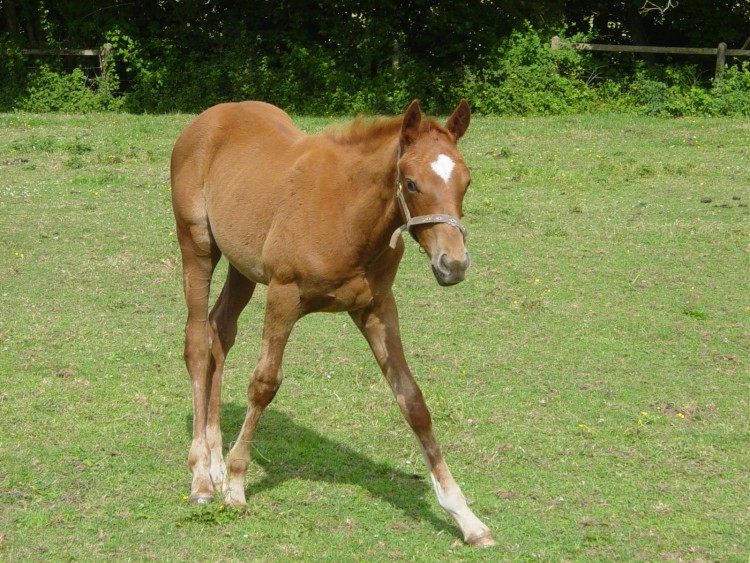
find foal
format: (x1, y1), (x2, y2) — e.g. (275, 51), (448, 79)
(171, 99), (494, 546)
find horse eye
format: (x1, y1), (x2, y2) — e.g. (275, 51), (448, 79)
(405, 179), (419, 193)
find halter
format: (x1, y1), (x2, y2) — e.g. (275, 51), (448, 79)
(389, 147), (468, 249)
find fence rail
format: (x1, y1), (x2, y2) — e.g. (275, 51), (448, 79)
(551, 36), (750, 78)
(20, 48), (105, 57)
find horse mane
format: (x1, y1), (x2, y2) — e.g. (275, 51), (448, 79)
(324, 114), (446, 147)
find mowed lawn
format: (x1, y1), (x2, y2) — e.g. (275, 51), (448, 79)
(0, 110), (748, 562)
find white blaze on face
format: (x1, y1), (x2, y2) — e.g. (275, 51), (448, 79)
(430, 154), (455, 184)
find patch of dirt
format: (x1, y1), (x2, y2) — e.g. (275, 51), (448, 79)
(492, 489), (524, 500)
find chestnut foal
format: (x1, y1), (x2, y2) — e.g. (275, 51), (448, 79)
(171, 99), (494, 546)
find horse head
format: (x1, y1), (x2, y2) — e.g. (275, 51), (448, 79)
(396, 99), (472, 286)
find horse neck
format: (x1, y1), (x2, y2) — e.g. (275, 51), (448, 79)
(341, 137), (403, 256)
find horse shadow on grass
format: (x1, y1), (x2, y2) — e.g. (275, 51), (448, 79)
(185, 404), (454, 537)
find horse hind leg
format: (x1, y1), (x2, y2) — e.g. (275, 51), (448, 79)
(176, 216), (222, 504)
(205, 265), (256, 495)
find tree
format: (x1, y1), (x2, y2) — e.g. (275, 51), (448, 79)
(561, 0), (750, 48)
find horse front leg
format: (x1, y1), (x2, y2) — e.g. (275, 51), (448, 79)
(223, 282), (301, 507)
(350, 292), (495, 547)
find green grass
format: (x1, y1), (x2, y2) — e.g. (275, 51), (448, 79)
(1, 110), (748, 561)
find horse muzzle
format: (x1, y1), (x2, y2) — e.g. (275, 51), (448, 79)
(431, 250), (471, 286)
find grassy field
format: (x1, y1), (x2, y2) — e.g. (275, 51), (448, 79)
(0, 109), (748, 562)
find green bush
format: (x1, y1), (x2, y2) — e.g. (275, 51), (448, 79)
(610, 62), (750, 117)
(709, 62), (750, 116)
(461, 26), (596, 115)
(619, 65), (709, 116)
(0, 42), (28, 109)
(103, 26), (457, 115)
(5, 25), (750, 117)
(16, 65), (121, 113)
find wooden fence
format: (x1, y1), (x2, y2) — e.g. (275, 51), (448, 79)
(551, 36), (750, 79)
(11, 44), (113, 83)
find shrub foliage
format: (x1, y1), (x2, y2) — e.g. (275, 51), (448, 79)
(2, 9), (750, 116)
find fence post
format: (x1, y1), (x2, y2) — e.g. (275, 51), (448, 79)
(99, 43), (113, 94)
(715, 42), (727, 79)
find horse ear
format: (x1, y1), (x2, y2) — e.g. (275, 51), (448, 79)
(446, 99), (471, 141)
(400, 99), (422, 146)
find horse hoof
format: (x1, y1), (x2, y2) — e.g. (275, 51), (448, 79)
(467, 532), (496, 547)
(189, 493), (214, 505)
(223, 497), (247, 509)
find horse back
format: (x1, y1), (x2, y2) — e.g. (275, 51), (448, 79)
(172, 102), (301, 238)
(171, 101), (301, 190)
(173, 102), (346, 284)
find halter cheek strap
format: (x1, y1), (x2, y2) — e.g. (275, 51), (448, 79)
(389, 148), (468, 249)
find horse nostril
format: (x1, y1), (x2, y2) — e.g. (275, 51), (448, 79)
(439, 252), (450, 272)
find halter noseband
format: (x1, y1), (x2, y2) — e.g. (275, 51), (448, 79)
(389, 147), (468, 249)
